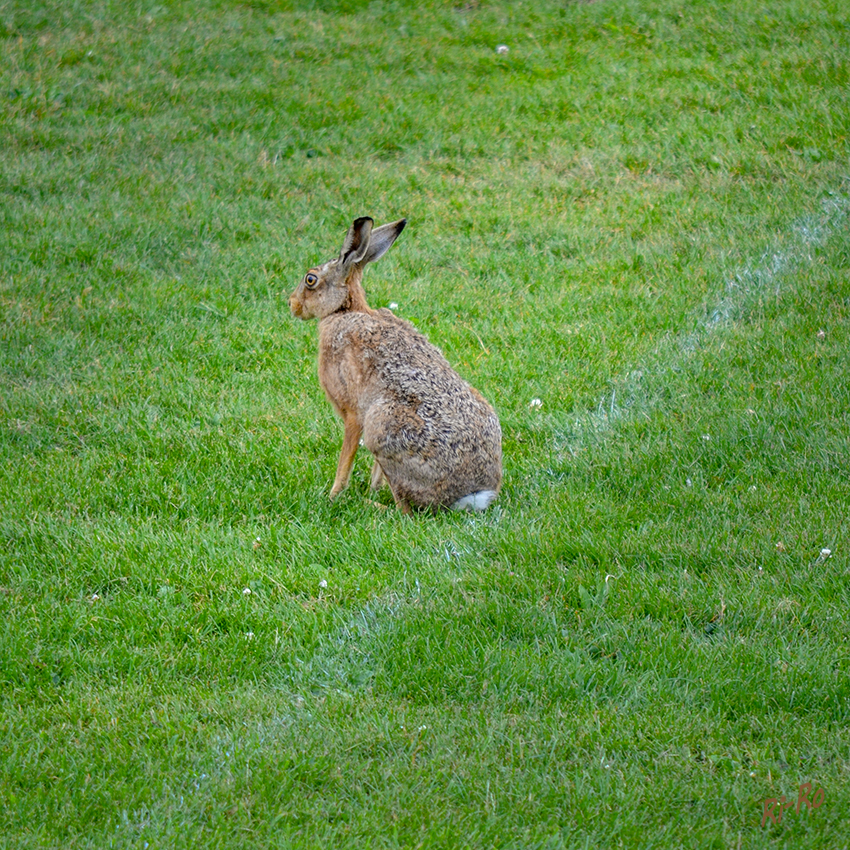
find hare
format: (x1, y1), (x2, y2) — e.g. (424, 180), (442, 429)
(289, 216), (502, 514)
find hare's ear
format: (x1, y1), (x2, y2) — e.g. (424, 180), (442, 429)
(361, 218), (407, 265)
(339, 217), (374, 268)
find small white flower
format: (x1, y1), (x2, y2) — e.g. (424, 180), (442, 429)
(91, 593), (100, 601)
(496, 44), (509, 54)
(817, 329), (826, 340)
(242, 587), (252, 595)
(686, 478), (693, 487)
(530, 398), (543, 409)
(702, 434), (711, 441)
(820, 548), (832, 559)
(388, 302), (399, 310)
(319, 579), (328, 589)
(245, 632), (255, 641)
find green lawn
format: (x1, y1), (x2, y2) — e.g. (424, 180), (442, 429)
(1, 0), (849, 847)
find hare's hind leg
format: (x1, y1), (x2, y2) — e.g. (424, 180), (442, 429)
(330, 415), (362, 500)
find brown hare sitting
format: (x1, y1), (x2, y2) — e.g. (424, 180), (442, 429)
(289, 216), (502, 514)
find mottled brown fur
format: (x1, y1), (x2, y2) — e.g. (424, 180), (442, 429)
(289, 216), (502, 513)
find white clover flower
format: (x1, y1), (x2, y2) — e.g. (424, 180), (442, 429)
(242, 587), (252, 596)
(319, 579), (328, 589)
(388, 302), (399, 311)
(530, 398), (543, 409)
(496, 44), (509, 54)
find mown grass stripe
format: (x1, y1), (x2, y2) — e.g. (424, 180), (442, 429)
(565, 187), (850, 449)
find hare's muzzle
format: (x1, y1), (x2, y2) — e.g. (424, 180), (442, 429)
(289, 292), (304, 318)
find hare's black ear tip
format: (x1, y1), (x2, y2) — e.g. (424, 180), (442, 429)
(353, 216), (374, 227)
(398, 218), (408, 231)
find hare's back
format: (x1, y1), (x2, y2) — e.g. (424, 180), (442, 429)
(375, 320), (476, 403)
(324, 311), (474, 398)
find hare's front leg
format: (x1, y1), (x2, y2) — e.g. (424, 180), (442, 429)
(330, 414), (362, 500)
(370, 459), (385, 491)
(367, 458), (410, 514)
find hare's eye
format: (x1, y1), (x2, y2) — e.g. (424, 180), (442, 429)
(305, 273), (318, 289)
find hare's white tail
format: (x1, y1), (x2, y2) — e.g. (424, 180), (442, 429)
(450, 490), (499, 512)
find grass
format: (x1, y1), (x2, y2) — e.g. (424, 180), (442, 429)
(1, 0), (849, 846)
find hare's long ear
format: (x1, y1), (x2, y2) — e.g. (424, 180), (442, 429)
(339, 217), (374, 268)
(361, 218), (406, 265)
